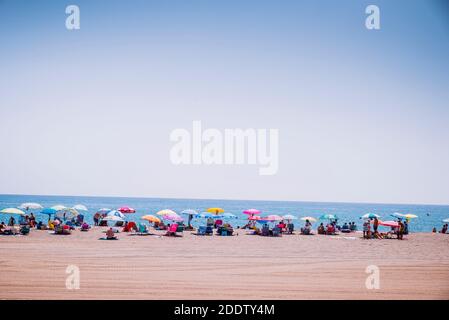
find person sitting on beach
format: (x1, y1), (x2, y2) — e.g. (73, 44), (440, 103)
(326, 223), (336, 235)
(317, 223), (325, 235)
(0, 222), (6, 233)
(301, 220), (312, 235)
(106, 228), (117, 240)
(440, 224), (448, 234)
(206, 217), (214, 227)
(350, 222), (357, 231)
(214, 219), (223, 229)
(81, 222), (90, 231)
(341, 222), (350, 233)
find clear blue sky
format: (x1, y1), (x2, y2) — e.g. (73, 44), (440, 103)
(0, 0), (448, 204)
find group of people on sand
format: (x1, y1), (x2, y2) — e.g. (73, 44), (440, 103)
(362, 217), (408, 240)
(316, 220), (357, 235)
(432, 224), (448, 234)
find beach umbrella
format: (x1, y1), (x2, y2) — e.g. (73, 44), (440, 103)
(283, 214), (297, 220)
(51, 205), (67, 211)
(156, 209), (177, 216)
(163, 214), (183, 222)
(102, 215), (124, 222)
(266, 214), (283, 221)
(243, 209), (261, 215)
(55, 208), (79, 221)
(195, 212), (215, 219)
(181, 209), (198, 226)
(248, 215), (261, 221)
(106, 210), (125, 219)
(19, 202), (43, 210)
(443, 218), (449, 223)
(207, 207), (224, 215)
(379, 220), (399, 228)
(391, 212), (405, 218)
(403, 214), (418, 219)
(141, 215), (161, 223)
(361, 213), (380, 219)
(118, 206), (135, 213)
(41, 208), (57, 215)
(319, 214), (338, 220)
(0, 208), (25, 215)
(72, 204), (88, 211)
(222, 213), (237, 219)
(300, 216), (317, 222)
(96, 208), (112, 214)
(181, 209), (199, 216)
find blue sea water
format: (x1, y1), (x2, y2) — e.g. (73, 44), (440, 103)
(1, 194), (448, 232)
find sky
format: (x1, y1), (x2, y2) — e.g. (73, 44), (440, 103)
(0, 0), (448, 205)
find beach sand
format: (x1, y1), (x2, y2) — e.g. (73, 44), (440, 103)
(1, 228), (448, 300)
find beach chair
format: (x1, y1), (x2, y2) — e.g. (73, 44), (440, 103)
(205, 226), (213, 235)
(196, 226), (207, 235)
(165, 223), (182, 237)
(272, 227), (282, 237)
(136, 223), (149, 235)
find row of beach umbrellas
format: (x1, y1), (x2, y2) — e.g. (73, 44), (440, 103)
(2, 204), (446, 225)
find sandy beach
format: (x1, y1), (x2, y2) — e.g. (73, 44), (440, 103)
(1, 228), (448, 300)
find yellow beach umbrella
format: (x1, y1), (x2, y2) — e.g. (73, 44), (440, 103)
(300, 216), (317, 222)
(0, 208), (25, 215)
(141, 215), (161, 223)
(206, 207), (224, 214)
(156, 209), (177, 216)
(403, 214), (418, 219)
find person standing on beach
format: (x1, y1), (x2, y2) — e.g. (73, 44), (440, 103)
(8, 216), (15, 226)
(397, 220), (405, 240)
(373, 217), (379, 234)
(93, 212), (100, 226)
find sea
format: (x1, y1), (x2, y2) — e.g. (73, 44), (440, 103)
(1, 194), (448, 232)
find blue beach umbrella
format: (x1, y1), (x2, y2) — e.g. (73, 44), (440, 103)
(195, 212), (215, 219)
(41, 208), (57, 215)
(319, 214), (338, 221)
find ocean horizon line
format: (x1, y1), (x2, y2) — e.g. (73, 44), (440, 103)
(1, 192), (448, 208)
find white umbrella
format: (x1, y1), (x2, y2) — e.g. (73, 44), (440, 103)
(72, 204), (88, 211)
(55, 208), (79, 220)
(0, 208), (25, 215)
(51, 205), (67, 211)
(19, 202), (43, 210)
(282, 214), (297, 220)
(102, 215), (124, 222)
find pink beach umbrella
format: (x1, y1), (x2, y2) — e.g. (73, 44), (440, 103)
(118, 206), (136, 214)
(248, 215), (261, 221)
(243, 209), (261, 215)
(164, 214), (184, 222)
(379, 220), (399, 228)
